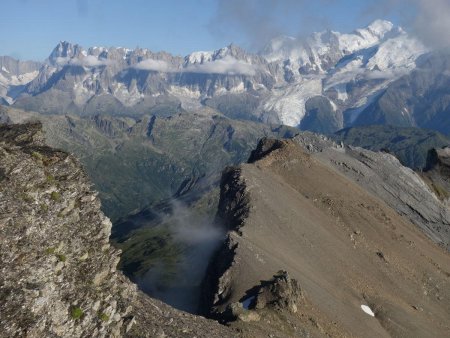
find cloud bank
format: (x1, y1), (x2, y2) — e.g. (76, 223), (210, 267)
(184, 55), (256, 76)
(134, 55), (257, 76)
(211, 0), (450, 51)
(412, 0), (450, 49)
(55, 55), (114, 67)
(134, 59), (175, 72)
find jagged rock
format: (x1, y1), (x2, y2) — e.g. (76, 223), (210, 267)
(253, 271), (302, 314)
(0, 123), (235, 337)
(247, 137), (286, 163)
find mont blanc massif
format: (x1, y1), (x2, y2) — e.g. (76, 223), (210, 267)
(1, 20), (450, 338)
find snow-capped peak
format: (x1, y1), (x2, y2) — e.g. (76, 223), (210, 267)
(365, 19), (395, 39)
(261, 19), (409, 75)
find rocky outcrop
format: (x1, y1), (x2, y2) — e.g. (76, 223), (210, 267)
(0, 123), (235, 337)
(422, 147), (450, 203)
(251, 271), (303, 314)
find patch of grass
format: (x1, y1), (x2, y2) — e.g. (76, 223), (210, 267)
(31, 151), (43, 160)
(40, 203), (48, 212)
(21, 193), (34, 203)
(45, 247), (56, 255)
(98, 312), (109, 322)
(50, 191), (61, 202)
(57, 254), (66, 262)
(113, 225), (182, 280)
(70, 306), (83, 320)
(432, 182), (449, 200)
(46, 175), (55, 184)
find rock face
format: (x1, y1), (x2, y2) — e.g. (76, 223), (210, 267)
(0, 123), (235, 337)
(292, 134), (450, 251)
(422, 147), (450, 203)
(205, 137), (450, 337)
(252, 271), (303, 314)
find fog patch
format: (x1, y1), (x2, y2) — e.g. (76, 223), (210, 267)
(134, 59), (176, 72)
(137, 200), (225, 313)
(183, 55), (257, 76)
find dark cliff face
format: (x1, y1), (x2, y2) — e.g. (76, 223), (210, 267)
(0, 123), (235, 338)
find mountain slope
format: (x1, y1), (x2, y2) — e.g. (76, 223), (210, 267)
(333, 125), (450, 169)
(354, 51), (450, 134)
(3, 105), (297, 221)
(204, 138), (450, 337)
(0, 122), (235, 337)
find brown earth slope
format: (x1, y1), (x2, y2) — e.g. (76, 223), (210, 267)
(206, 138), (450, 337)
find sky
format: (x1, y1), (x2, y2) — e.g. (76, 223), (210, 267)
(0, 0), (440, 61)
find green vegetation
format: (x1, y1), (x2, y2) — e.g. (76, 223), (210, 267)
(21, 193), (34, 203)
(31, 151), (43, 160)
(333, 125), (450, 169)
(57, 254), (66, 262)
(50, 191), (61, 201)
(70, 306), (83, 320)
(430, 181), (450, 200)
(98, 312), (109, 322)
(45, 247), (56, 255)
(42, 112), (297, 221)
(113, 225), (182, 281)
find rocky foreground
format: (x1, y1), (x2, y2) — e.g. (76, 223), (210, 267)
(1, 122), (450, 337)
(204, 137), (450, 337)
(0, 123), (235, 337)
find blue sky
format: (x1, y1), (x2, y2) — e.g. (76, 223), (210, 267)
(0, 0), (412, 61)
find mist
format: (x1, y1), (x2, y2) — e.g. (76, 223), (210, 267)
(209, 0), (450, 52)
(136, 200), (225, 313)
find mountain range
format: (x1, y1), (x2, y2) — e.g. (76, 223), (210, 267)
(2, 18), (450, 337)
(4, 19), (447, 135)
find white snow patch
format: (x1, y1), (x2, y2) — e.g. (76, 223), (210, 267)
(330, 100), (337, 111)
(186, 51), (214, 64)
(169, 85), (202, 99)
(8, 70), (39, 86)
(1, 66), (9, 73)
(361, 304), (375, 317)
(335, 84), (348, 102)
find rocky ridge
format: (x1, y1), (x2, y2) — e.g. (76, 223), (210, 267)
(204, 137), (450, 337)
(0, 122), (235, 337)
(291, 134), (450, 250)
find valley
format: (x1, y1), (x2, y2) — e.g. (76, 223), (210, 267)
(1, 9), (450, 337)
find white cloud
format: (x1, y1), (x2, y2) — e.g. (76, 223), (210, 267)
(134, 59), (176, 72)
(413, 0), (450, 49)
(183, 55), (256, 76)
(75, 55), (115, 67)
(133, 55), (257, 76)
(365, 68), (410, 80)
(55, 55), (114, 67)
